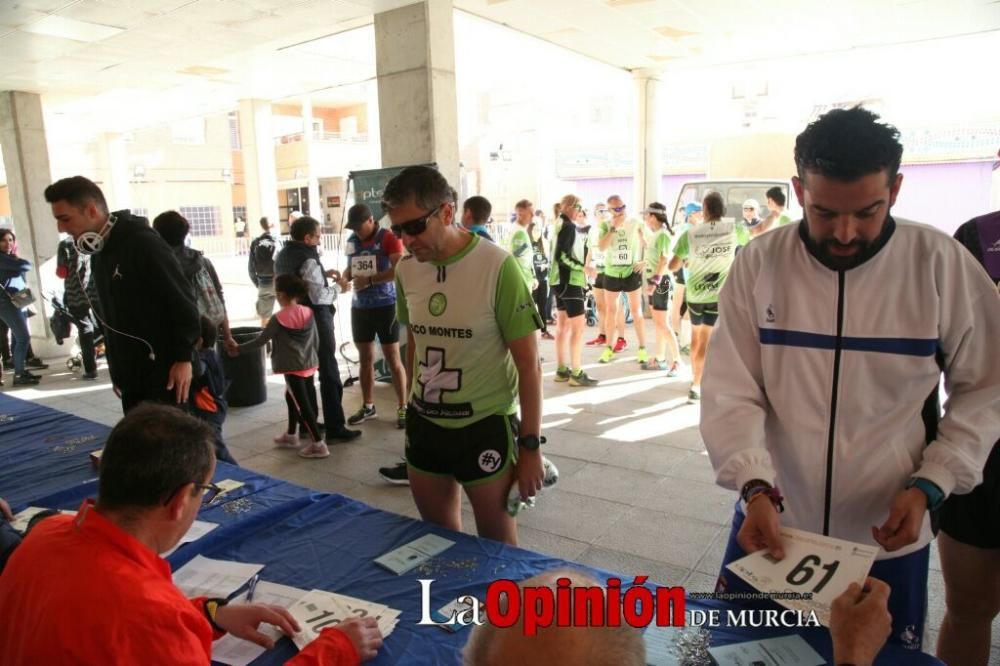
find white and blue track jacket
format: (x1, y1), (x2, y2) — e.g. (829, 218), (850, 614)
(702, 218), (1000, 559)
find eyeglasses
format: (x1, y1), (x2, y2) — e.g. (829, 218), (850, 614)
(196, 483), (224, 505)
(389, 203), (444, 237)
(163, 481), (224, 506)
(743, 207), (756, 211)
(610, 205), (626, 213)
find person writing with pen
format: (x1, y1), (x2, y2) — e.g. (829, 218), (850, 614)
(0, 404), (383, 664)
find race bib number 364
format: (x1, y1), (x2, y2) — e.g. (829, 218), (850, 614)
(351, 255), (377, 277)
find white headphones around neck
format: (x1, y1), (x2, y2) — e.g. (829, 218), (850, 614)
(76, 213), (117, 255)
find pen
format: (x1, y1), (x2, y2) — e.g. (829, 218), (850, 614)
(246, 574), (259, 603)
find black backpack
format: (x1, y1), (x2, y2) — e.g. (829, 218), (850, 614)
(253, 236), (277, 277)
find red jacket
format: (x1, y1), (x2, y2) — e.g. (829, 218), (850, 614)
(0, 501), (358, 665)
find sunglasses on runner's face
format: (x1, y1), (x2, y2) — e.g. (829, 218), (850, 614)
(610, 205), (626, 213)
(390, 203), (443, 237)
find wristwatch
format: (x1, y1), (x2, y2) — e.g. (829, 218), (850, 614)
(203, 597), (228, 632)
(517, 435), (545, 451)
(906, 477), (945, 512)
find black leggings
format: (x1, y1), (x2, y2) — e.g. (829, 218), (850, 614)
(532, 275), (550, 331)
(285, 374), (321, 441)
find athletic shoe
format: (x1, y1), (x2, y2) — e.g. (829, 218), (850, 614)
(613, 337), (628, 353)
(680, 345), (691, 355)
(298, 441), (331, 458)
(13, 373), (40, 386)
(26, 357), (48, 370)
(379, 461), (410, 485)
(598, 347), (614, 364)
(636, 347), (649, 364)
(540, 331), (555, 340)
(81, 371), (98, 380)
(688, 385), (701, 402)
(641, 358), (668, 371)
(586, 334), (607, 347)
(554, 366), (571, 382)
(666, 361), (681, 377)
(348, 405), (377, 425)
(274, 432), (300, 448)
(396, 407), (406, 429)
(542, 456), (559, 488)
(325, 428), (362, 443)
(569, 370), (599, 387)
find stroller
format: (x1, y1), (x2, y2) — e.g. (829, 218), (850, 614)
(47, 294), (105, 372)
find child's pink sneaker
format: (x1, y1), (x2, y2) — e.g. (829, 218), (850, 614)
(298, 442), (330, 459)
(274, 433), (299, 448)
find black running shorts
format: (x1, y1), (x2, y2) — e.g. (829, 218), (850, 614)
(405, 407), (518, 486)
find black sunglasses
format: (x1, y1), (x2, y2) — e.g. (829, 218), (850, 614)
(389, 203), (444, 238)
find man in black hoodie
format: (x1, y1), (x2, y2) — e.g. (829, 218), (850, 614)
(45, 176), (200, 412)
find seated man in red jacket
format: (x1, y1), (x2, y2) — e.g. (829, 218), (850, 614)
(0, 403), (382, 665)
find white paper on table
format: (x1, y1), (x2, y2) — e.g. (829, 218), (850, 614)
(725, 527), (879, 626)
(172, 555), (264, 599)
(11, 507), (52, 533)
(288, 589), (402, 651)
(211, 581), (310, 666)
(288, 590), (354, 651)
(643, 625), (683, 666)
(162, 520), (219, 557)
(708, 634), (825, 666)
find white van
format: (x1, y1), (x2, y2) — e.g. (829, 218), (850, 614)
(670, 179), (802, 229)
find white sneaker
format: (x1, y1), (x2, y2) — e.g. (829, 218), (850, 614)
(298, 441), (330, 459)
(274, 433), (299, 448)
(542, 456), (559, 488)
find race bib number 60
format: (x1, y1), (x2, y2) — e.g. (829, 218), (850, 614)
(611, 249), (631, 265)
(351, 255), (377, 277)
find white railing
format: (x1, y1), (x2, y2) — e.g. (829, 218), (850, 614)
(191, 233), (345, 259)
(274, 132), (369, 145)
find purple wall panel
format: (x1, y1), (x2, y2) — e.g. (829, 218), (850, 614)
(893, 162), (994, 235)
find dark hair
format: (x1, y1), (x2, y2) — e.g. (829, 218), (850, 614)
(199, 316), (218, 349)
(794, 107), (903, 183)
(0, 229), (14, 243)
(515, 199), (533, 210)
(703, 192), (725, 220)
(44, 176), (109, 215)
(289, 216), (320, 241)
(97, 403), (215, 510)
(382, 166), (452, 212)
(274, 273), (308, 301)
(765, 187), (786, 207)
(259, 216), (270, 230)
(607, 194), (623, 204)
(152, 210), (191, 247)
(463, 196), (492, 224)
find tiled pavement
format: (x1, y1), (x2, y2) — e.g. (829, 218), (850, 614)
(8, 255), (997, 662)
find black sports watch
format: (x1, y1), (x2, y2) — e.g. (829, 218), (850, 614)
(517, 435), (545, 451)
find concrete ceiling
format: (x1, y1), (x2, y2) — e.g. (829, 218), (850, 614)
(1, 0), (999, 136)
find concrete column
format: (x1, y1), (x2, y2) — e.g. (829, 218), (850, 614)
(238, 99), (279, 231)
(300, 97), (322, 224)
(0, 91), (60, 354)
(632, 69), (663, 208)
(374, 0), (460, 188)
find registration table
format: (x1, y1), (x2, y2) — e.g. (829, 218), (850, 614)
(0, 394), (942, 665)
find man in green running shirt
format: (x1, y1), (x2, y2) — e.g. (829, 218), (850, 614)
(386, 166), (544, 546)
(669, 191), (750, 402)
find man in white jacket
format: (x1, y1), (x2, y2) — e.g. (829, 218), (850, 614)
(701, 107), (1000, 651)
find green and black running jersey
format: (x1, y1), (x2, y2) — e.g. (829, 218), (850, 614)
(395, 235), (542, 429)
(598, 219), (643, 278)
(672, 220), (750, 304)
